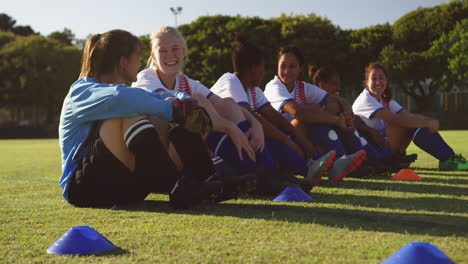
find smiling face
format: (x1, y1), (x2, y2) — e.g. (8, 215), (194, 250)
(278, 53), (304, 90)
(366, 68), (388, 99)
(151, 32), (186, 77)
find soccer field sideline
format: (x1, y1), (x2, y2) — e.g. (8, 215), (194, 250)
(0, 131), (467, 263)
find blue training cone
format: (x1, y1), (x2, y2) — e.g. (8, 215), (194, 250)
(381, 242), (455, 264)
(273, 186), (313, 202)
(47, 226), (116, 255)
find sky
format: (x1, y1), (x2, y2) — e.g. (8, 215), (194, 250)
(3, 0), (451, 40)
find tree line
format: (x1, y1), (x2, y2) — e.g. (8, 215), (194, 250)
(0, 0), (467, 126)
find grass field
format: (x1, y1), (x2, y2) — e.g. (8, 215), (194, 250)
(0, 131), (467, 263)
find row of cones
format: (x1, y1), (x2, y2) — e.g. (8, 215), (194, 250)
(48, 227), (455, 263)
(274, 168), (422, 202)
(47, 169), (427, 257)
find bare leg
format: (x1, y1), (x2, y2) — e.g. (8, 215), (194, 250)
(99, 116), (146, 172)
(386, 125), (411, 153)
(291, 118), (324, 154)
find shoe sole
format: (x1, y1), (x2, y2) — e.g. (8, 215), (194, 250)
(313, 151), (336, 186)
(213, 176), (257, 203)
(331, 151), (367, 182)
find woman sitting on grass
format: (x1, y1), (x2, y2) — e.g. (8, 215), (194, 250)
(132, 26), (263, 194)
(309, 65), (413, 174)
(264, 46), (367, 180)
(352, 62), (468, 171)
(58, 29), (234, 209)
(211, 35), (364, 191)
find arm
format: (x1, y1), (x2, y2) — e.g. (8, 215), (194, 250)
(244, 104), (304, 159)
(193, 94), (255, 161)
(375, 109), (439, 133)
(73, 84), (174, 122)
(259, 104), (316, 159)
(282, 100), (350, 131)
(323, 95), (355, 129)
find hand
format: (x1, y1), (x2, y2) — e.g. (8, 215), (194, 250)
(245, 123), (264, 152)
(335, 114), (354, 132)
(171, 98), (212, 134)
(427, 119), (439, 134)
(342, 111), (355, 130)
(227, 124), (256, 162)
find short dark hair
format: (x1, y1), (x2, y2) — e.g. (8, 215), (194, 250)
(309, 66), (339, 86)
(278, 46), (305, 66)
(232, 33), (263, 73)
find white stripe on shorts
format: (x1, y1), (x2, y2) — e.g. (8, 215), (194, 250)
(124, 119), (151, 141)
(125, 124), (155, 146)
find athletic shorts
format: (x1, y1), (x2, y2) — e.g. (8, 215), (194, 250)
(68, 134), (177, 207)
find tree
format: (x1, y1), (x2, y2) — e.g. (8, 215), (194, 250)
(48, 28), (75, 46)
(0, 13), (35, 36)
(347, 24), (393, 90)
(381, 0), (468, 111)
(0, 13), (16, 31)
(0, 35), (81, 123)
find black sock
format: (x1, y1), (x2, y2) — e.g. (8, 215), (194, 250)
(168, 125), (215, 181)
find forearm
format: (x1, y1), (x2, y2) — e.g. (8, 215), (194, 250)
(240, 106), (262, 132)
(296, 104), (341, 126)
(387, 111), (431, 129)
(326, 95), (353, 113)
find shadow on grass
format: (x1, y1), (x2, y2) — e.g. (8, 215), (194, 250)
(112, 199), (468, 238)
(321, 179), (467, 196)
(88, 247), (129, 257)
(412, 167), (468, 177)
(313, 192), (467, 213)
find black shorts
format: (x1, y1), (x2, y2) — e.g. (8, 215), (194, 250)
(68, 135), (178, 207)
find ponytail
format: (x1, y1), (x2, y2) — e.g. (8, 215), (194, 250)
(79, 30), (141, 78)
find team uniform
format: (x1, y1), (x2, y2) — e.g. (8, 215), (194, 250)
(59, 77), (218, 207)
(133, 69), (263, 177)
(353, 88), (457, 164)
(264, 76), (369, 157)
(132, 68), (213, 98)
(211, 73), (318, 178)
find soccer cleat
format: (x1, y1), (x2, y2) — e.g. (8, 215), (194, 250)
(346, 164), (376, 178)
(305, 150), (336, 186)
(439, 153), (468, 171)
(212, 173), (257, 203)
(169, 175), (223, 209)
(327, 150), (367, 181)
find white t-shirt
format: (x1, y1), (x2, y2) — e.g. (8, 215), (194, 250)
(264, 75), (329, 121)
(132, 68), (213, 98)
(352, 88), (404, 132)
(210, 73), (270, 111)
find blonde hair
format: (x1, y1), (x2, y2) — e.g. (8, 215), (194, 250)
(147, 26), (187, 68)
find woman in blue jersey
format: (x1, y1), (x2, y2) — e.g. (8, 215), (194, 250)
(353, 62), (468, 171)
(59, 30), (232, 209)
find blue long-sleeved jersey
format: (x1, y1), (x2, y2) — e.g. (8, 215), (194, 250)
(58, 77), (188, 202)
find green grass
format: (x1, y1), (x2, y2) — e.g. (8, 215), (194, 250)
(0, 131), (467, 263)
